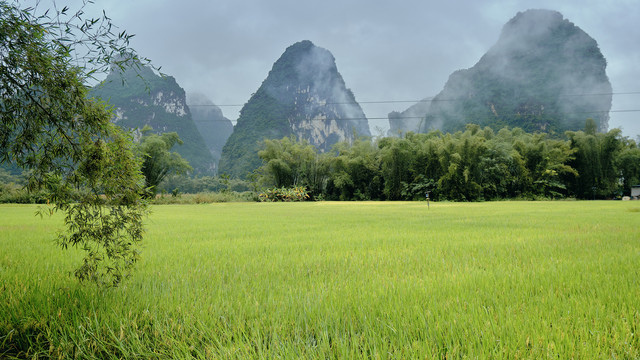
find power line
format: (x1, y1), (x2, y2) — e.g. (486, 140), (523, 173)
(187, 91), (640, 108)
(559, 91), (640, 97)
(191, 108), (640, 123)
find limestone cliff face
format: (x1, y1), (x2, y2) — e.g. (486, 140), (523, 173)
(91, 65), (215, 174)
(287, 83), (367, 152)
(219, 40), (370, 178)
(112, 90), (189, 126)
(391, 9), (612, 135)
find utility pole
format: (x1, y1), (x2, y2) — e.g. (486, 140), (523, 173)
(426, 191), (430, 209)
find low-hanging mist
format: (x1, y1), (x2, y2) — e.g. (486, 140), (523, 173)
(390, 9), (612, 136)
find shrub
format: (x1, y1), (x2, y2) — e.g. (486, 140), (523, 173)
(150, 191), (254, 204)
(258, 186), (310, 202)
(0, 183), (48, 204)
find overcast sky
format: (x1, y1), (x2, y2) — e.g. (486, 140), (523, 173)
(77, 0), (639, 137)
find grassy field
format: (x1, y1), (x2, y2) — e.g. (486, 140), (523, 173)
(1, 201), (639, 359)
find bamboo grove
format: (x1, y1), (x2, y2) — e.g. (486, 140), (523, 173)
(256, 122), (640, 201)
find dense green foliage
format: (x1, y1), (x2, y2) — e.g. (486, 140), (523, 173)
(0, 169), (49, 203)
(157, 174), (253, 194)
(91, 63), (215, 174)
(218, 87), (293, 178)
(135, 126), (192, 197)
(149, 191), (255, 204)
(0, 1), (148, 286)
(258, 186), (310, 202)
(258, 137), (319, 189)
(2, 202), (639, 358)
(408, 10), (612, 135)
(258, 123), (640, 201)
(219, 40), (369, 178)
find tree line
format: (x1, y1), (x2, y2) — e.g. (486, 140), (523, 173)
(256, 121), (640, 201)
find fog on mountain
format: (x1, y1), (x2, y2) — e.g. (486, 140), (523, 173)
(389, 9), (612, 136)
(219, 40), (370, 178)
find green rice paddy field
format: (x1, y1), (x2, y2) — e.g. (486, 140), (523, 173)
(1, 201), (639, 359)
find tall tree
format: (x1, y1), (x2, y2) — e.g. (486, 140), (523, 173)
(567, 129), (623, 198)
(258, 136), (322, 192)
(136, 126), (192, 197)
(379, 137), (413, 200)
(327, 138), (382, 200)
(0, 1), (150, 286)
(617, 143), (640, 195)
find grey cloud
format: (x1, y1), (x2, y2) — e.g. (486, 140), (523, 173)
(71, 0), (640, 137)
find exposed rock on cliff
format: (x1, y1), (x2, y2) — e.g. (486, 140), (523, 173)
(91, 64), (215, 173)
(219, 40), (370, 178)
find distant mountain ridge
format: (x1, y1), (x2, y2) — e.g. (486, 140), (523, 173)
(390, 9), (612, 135)
(91, 64), (216, 174)
(219, 40), (370, 178)
(187, 93), (233, 172)
(387, 98), (431, 137)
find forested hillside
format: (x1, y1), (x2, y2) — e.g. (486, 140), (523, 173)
(91, 64), (216, 173)
(219, 40), (370, 178)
